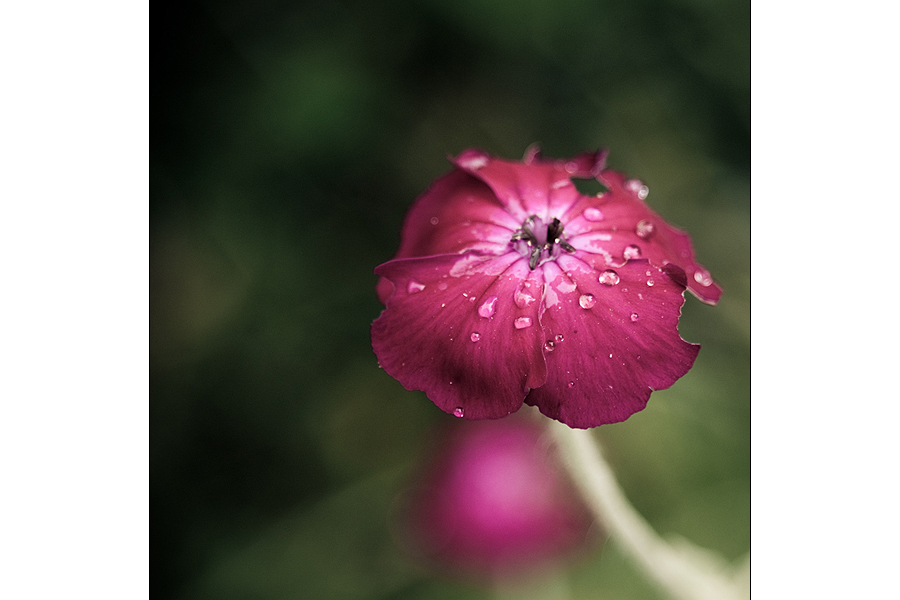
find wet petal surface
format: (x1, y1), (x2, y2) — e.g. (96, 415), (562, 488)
(562, 168), (722, 304)
(373, 252), (547, 420)
(373, 147), (717, 428)
(525, 258), (699, 428)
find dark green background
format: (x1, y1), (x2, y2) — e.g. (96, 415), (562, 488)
(152, 0), (749, 598)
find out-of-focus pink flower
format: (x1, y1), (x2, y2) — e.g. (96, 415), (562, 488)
(372, 147), (719, 428)
(401, 417), (593, 578)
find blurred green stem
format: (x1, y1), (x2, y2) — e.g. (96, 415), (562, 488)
(547, 420), (748, 600)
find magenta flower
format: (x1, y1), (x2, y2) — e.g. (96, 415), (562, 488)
(372, 147), (720, 429)
(402, 417), (593, 578)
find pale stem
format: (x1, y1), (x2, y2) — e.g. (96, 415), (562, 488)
(546, 419), (749, 600)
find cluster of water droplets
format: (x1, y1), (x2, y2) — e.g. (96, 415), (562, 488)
(543, 334), (564, 353)
(693, 269), (713, 287)
(625, 179), (650, 200)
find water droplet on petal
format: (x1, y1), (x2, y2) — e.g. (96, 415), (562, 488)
(555, 334), (565, 343)
(437, 281), (448, 290)
(567, 381), (575, 388)
(646, 279), (655, 287)
(635, 220), (655, 239)
(599, 269), (620, 286)
(543, 340), (555, 352)
(623, 244), (642, 260)
(582, 207), (604, 222)
(458, 152), (488, 170)
(694, 269), (713, 287)
(470, 332), (481, 342)
(453, 407), (465, 417)
(609, 353), (613, 359)
(407, 281), (425, 294)
(513, 281), (537, 308)
(478, 295), (498, 318)
(514, 316), (533, 329)
(626, 179), (649, 199)
(579, 294), (596, 309)
(565, 161), (578, 173)
(429, 216), (439, 225)
(630, 313), (639, 322)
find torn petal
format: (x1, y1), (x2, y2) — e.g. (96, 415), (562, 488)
(526, 258), (699, 428)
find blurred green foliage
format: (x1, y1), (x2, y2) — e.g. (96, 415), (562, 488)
(152, 0), (749, 597)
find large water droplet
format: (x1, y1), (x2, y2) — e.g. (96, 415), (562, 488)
(630, 312), (639, 322)
(555, 334), (565, 343)
(407, 281), (425, 294)
(470, 332), (481, 342)
(514, 316), (533, 329)
(646, 279), (655, 287)
(543, 340), (555, 352)
(582, 207), (604, 222)
(623, 244), (642, 260)
(513, 281), (537, 308)
(694, 269), (713, 287)
(599, 269), (620, 286)
(437, 281), (448, 290)
(635, 220), (655, 239)
(453, 407), (465, 417)
(579, 294), (596, 309)
(478, 295), (498, 318)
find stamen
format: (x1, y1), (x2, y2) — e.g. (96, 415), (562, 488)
(510, 214), (575, 270)
(529, 247), (541, 270)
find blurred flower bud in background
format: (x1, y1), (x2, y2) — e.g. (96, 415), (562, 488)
(398, 413), (597, 582)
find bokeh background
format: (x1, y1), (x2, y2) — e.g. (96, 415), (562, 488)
(152, 0), (749, 598)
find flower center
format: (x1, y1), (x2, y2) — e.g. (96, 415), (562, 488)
(510, 215), (576, 270)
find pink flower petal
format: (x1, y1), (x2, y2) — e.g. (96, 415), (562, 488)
(372, 252), (547, 420)
(523, 144), (609, 179)
(373, 147), (719, 428)
(393, 168), (519, 258)
(561, 168), (722, 304)
(451, 150), (586, 223)
(405, 417), (593, 577)
(525, 257), (700, 429)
